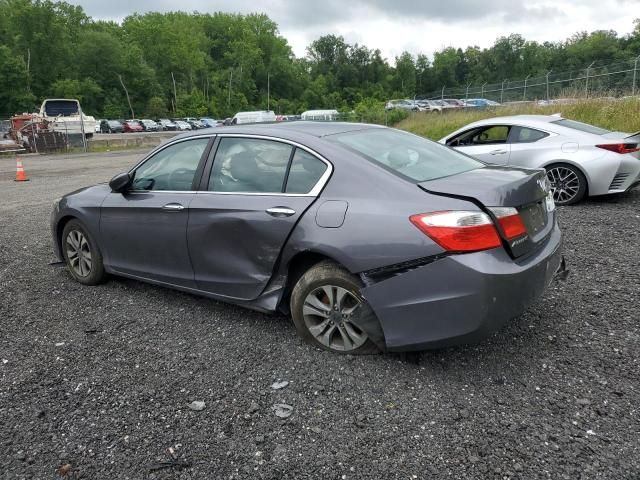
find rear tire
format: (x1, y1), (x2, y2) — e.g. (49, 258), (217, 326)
(61, 220), (106, 285)
(290, 261), (380, 354)
(545, 163), (587, 206)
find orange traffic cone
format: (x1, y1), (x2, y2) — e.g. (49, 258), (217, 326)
(15, 157), (29, 182)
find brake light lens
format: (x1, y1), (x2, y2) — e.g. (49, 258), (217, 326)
(596, 143), (640, 154)
(488, 207), (528, 240)
(410, 211), (502, 252)
(410, 209), (529, 253)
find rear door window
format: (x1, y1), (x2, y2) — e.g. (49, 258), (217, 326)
(208, 138), (293, 193)
(285, 149), (328, 194)
(508, 126), (549, 143)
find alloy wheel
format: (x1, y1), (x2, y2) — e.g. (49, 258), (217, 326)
(302, 285), (368, 352)
(65, 229), (92, 277)
(547, 166), (580, 204)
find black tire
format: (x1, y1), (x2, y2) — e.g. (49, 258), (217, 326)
(290, 260), (380, 354)
(61, 219), (107, 285)
(545, 163), (587, 206)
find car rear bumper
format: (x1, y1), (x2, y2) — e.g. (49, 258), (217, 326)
(587, 152), (640, 195)
(361, 224), (563, 351)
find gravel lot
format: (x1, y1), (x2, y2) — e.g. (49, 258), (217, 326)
(1, 151), (639, 479)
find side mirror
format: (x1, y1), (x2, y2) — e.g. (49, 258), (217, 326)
(109, 172), (132, 193)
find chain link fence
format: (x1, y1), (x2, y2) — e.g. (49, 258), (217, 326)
(420, 55), (640, 103)
(0, 113), (94, 154)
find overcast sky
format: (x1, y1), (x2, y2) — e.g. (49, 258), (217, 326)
(68, 0), (638, 61)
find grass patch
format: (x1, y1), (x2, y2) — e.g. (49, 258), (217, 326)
(395, 97), (640, 140)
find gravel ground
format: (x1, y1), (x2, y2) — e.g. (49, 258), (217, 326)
(1, 152), (639, 479)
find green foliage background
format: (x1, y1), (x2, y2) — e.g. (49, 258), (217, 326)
(0, 0), (638, 119)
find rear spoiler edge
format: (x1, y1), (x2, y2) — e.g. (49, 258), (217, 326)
(625, 131), (640, 142)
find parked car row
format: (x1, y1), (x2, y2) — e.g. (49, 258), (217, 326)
(385, 98), (501, 112)
(96, 117), (226, 134)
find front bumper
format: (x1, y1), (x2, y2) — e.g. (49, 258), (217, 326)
(361, 224), (564, 351)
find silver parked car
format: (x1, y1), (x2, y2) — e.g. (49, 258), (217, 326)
(440, 115), (640, 205)
(51, 123), (564, 353)
(416, 100), (443, 112)
(385, 99), (421, 112)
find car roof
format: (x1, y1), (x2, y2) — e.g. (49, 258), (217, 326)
(171, 121), (383, 141)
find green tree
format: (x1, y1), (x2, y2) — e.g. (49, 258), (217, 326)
(394, 52), (416, 97)
(0, 44), (36, 114)
(146, 96), (167, 118)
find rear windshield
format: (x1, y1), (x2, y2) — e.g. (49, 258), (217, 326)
(329, 128), (483, 182)
(43, 100), (79, 116)
(552, 119), (610, 135)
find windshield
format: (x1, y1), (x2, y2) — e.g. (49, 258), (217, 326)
(329, 128), (483, 182)
(551, 118), (610, 135)
(43, 100), (80, 116)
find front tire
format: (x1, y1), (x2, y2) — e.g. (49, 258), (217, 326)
(290, 261), (380, 354)
(61, 220), (106, 285)
(546, 163), (587, 206)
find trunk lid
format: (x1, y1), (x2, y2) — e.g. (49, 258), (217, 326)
(418, 166), (554, 258)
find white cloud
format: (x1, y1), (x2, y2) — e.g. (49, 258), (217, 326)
(68, 0), (637, 62)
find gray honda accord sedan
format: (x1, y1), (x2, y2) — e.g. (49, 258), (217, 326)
(51, 122), (565, 353)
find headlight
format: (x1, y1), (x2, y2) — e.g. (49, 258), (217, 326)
(52, 197), (61, 211)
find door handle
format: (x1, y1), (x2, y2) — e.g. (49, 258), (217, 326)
(162, 203), (185, 211)
(490, 149), (507, 155)
(266, 207), (296, 217)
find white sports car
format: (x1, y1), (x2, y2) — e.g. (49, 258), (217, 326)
(440, 115), (640, 205)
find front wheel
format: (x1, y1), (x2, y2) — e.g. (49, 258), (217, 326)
(546, 163), (587, 206)
(290, 261), (380, 354)
(61, 220), (107, 285)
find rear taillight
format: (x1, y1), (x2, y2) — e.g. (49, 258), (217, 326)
(410, 209), (528, 253)
(488, 207), (528, 240)
(596, 143), (640, 154)
(410, 211), (501, 252)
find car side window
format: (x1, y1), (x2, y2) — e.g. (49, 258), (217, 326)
(209, 138), (293, 193)
(449, 126), (510, 146)
(471, 126), (510, 145)
(446, 129), (478, 147)
(509, 126), (549, 143)
(285, 148), (328, 193)
(131, 138), (209, 191)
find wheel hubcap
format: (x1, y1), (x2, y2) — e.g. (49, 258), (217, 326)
(66, 230), (92, 277)
(302, 285), (368, 352)
(547, 167), (580, 204)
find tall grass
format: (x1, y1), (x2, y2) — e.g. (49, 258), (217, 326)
(395, 97), (640, 140)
